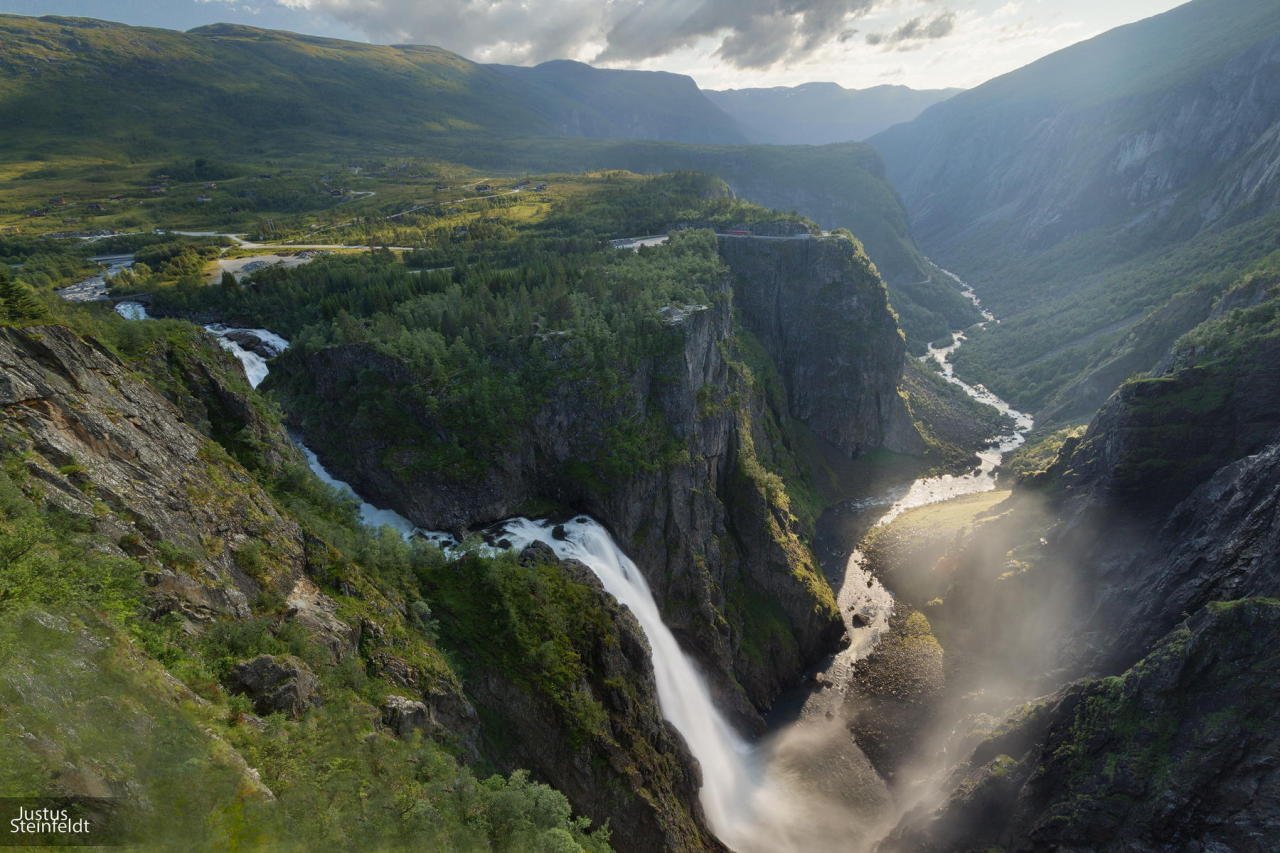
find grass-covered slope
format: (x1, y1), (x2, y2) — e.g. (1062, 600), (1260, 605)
(0, 311), (622, 849)
(953, 212), (1280, 415)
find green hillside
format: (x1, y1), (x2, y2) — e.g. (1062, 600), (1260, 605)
(0, 13), (972, 348)
(0, 17), (547, 160)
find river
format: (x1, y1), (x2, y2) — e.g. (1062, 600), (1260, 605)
(56, 254), (135, 302)
(94, 267), (1032, 852)
(657, 269), (1032, 851)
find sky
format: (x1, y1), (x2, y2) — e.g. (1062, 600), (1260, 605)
(2, 0), (1188, 90)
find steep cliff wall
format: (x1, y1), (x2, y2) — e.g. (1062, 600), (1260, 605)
(873, 0), (1280, 269)
(1048, 273), (1280, 669)
(275, 234), (916, 722)
(716, 234), (920, 457)
(885, 599), (1280, 852)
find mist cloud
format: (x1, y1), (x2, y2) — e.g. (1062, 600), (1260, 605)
(280, 0), (955, 68)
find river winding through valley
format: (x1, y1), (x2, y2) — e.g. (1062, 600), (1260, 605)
(100, 266), (1032, 851)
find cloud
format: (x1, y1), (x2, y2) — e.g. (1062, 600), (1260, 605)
(277, 0), (930, 69)
(865, 11), (956, 49)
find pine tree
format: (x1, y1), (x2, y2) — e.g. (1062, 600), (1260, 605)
(0, 269), (46, 324)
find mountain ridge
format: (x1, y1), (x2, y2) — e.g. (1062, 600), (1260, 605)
(706, 82), (961, 145)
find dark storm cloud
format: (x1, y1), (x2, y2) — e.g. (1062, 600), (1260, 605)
(865, 11), (956, 49)
(284, 0), (946, 69)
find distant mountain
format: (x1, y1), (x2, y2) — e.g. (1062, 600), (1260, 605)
(0, 17), (538, 159)
(869, 0), (1280, 417)
(705, 83), (961, 144)
(492, 60), (746, 144)
(0, 16), (743, 159)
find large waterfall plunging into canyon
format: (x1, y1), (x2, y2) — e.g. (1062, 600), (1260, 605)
(199, 319), (761, 839)
(109, 283), (1032, 851)
(498, 517), (758, 842)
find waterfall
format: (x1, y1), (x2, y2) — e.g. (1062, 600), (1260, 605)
(203, 325), (457, 549)
(498, 517), (756, 843)
(204, 325), (289, 389)
(115, 305), (755, 844)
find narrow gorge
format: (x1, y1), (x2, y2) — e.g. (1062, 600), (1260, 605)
(102, 230), (1037, 851)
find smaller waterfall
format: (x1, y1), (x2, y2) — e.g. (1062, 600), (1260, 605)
(498, 517), (756, 844)
(203, 325), (457, 549)
(204, 325), (289, 389)
(114, 301), (148, 320)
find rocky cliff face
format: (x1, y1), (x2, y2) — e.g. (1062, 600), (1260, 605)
(1051, 275), (1280, 669)
(873, 0), (1280, 264)
(277, 234), (917, 724)
(717, 234), (920, 457)
(0, 325), (304, 624)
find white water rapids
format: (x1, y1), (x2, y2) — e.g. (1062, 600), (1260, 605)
(102, 265), (1032, 851)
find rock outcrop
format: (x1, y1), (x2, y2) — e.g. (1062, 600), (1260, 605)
(453, 543), (722, 853)
(1050, 276), (1280, 669)
(0, 325), (306, 625)
(717, 233), (921, 456)
(225, 654), (320, 718)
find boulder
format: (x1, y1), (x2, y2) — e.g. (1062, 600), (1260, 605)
(225, 654), (319, 718)
(380, 695), (431, 738)
(222, 329), (277, 358)
(380, 693), (481, 759)
(518, 540), (557, 566)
